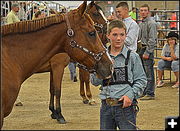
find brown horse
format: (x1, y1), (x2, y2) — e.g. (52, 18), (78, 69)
(16, 1), (108, 124)
(46, 2), (109, 124)
(79, 2), (108, 105)
(1, 1), (113, 128)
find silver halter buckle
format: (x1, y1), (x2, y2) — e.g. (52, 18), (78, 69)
(70, 40), (77, 48)
(67, 29), (74, 37)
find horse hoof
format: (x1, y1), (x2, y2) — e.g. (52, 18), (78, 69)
(57, 118), (66, 124)
(51, 113), (56, 119)
(15, 102), (23, 106)
(89, 101), (96, 106)
(83, 100), (89, 104)
(73, 76), (78, 82)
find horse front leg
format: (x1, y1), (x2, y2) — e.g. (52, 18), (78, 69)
(49, 71), (56, 119)
(51, 65), (66, 124)
(55, 85), (66, 124)
(50, 54), (70, 124)
(79, 69), (89, 104)
(84, 73), (96, 105)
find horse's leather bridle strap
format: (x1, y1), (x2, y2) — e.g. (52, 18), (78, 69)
(77, 63), (96, 73)
(64, 12), (107, 73)
(94, 21), (109, 46)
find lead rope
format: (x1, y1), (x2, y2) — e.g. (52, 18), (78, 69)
(121, 106), (141, 130)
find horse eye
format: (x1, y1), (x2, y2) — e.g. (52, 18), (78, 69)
(89, 31), (96, 37)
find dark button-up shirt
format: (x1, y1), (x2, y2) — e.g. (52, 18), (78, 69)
(138, 17), (157, 56)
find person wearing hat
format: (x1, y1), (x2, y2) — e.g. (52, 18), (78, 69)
(156, 31), (179, 88)
(6, 3), (20, 24)
(31, 6), (39, 20)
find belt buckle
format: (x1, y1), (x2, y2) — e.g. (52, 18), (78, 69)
(106, 98), (118, 106)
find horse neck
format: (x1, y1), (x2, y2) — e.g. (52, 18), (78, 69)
(3, 23), (68, 82)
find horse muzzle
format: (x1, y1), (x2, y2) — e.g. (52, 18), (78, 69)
(96, 61), (113, 79)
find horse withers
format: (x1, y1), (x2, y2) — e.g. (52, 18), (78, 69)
(1, 1), (113, 128)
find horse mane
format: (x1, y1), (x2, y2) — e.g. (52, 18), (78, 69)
(94, 3), (103, 12)
(1, 12), (66, 36)
(87, 2), (104, 16)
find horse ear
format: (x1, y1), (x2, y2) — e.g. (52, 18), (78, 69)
(90, 1), (95, 5)
(87, 1), (94, 10)
(78, 1), (87, 16)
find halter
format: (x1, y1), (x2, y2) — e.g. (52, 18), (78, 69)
(94, 21), (108, 46)
(94, 21), (108, 34)
(65, 12), (107, 73)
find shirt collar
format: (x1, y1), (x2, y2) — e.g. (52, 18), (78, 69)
(123, 17), (131, 22)
(121, 45), (129, 58)
(142, 16), (150, 22)
(107, 45), (129, 58)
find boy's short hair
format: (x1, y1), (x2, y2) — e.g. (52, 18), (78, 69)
(140, 4), (150, 11)
(107, 20), (127, 34)
(116, 2), (129, 10)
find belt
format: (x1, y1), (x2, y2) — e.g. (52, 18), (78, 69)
(102, 98), (123, 107)
(102, 98), (138, 107)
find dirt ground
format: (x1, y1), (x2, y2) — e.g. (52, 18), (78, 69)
(2, 67), (179, 130)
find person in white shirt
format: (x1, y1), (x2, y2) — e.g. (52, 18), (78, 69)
(115, 2), (140, 52)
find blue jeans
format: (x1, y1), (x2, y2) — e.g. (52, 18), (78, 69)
(142, 56), (155, 97)
(139, 48), (155, 97)
(100, 100), (138, 130)
(68, 62), (77, 80)
(157, 59), (179, 72)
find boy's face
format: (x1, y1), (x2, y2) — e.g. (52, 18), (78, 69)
(106, 27), (126, 49)
(116, 7), (128, 20)
(139, 7), (149, 19)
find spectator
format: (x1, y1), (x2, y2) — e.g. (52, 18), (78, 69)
(31, 6), (39, 20)
(6, 3), (20, 24)
(169, 12), (177, 30)
(138, 4), (157, 100)
(49, 9), (57, 16)
(129, 7), (137, 21)
(156, 32), (179, 88)
(18, 2), (27, 21)
(68, 61), (78, 82)
(32, 10), (44, 20)
(40, 9), (46, 18)
(115, 2), (140, 52)
(90, 20), (147, 130)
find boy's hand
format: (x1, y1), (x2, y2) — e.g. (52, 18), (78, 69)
(119, 96), (132, 108)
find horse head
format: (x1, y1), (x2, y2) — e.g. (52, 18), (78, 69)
(86, 1), (109, 46)
(64, 1), (113, 79)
